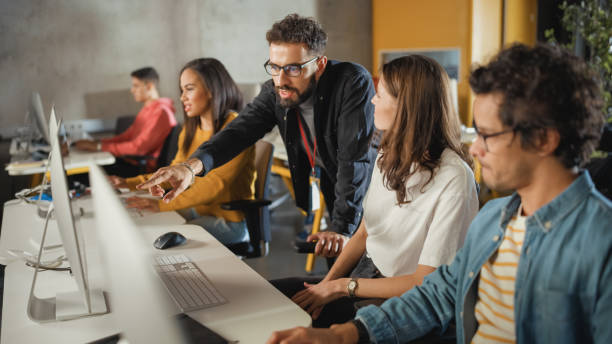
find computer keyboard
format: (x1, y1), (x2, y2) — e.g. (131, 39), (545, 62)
(119, 197), (144, 218)
(154, 254), (227, 312)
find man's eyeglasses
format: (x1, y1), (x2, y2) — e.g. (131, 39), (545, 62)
(472, 120), (516, 152)
(264, 56), (319, 77)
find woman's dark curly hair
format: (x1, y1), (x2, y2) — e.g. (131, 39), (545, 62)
(470, 43), (605, 168)
(266, 13), (327, 55)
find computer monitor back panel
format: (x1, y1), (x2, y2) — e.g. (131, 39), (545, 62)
(48, 109), (106, 319)
(26, 109), (106, 323)
(89, 165), (186, 343)
(49, 110), (91, 307)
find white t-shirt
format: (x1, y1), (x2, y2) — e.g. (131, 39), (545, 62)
(364, 149), (479, 277)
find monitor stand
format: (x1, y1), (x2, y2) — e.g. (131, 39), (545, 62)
(26, 203), (108, 322)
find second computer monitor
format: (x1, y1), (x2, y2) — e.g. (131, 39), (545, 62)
(29, 92), (50, 144)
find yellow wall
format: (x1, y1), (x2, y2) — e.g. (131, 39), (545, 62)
(372, 0), (473, 124)
(468, 0), (504, 125)
(504, 0), (538, 46)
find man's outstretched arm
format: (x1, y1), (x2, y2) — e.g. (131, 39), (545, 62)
(138, 81), (277, 200)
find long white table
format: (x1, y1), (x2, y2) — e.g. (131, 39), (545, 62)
(1, 197), (310, 343)
(6, 149), (115, 176)
(0, 196), (186, 265)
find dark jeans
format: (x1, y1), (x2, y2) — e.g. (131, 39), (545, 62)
(270, 254), (383, 328)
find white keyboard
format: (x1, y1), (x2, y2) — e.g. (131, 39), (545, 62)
(154, 254), (227, 312)
(119, 198), (144, 218)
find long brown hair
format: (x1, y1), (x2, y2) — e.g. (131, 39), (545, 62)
(179, 58), (244, 152)
(378, 55), (471, 204)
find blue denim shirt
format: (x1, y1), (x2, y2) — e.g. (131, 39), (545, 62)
(356, 171), (612, 344)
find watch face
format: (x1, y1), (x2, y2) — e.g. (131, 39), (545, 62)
(348, 280), (357, 297)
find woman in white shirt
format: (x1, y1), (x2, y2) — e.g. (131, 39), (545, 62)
(272, 54), (479, 328)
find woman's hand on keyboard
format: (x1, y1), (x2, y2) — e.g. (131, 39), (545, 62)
(125, 196), (160, 212)
(108, 175), (128, 189)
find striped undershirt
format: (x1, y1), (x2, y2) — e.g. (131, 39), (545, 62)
(472, 205), (526, 344)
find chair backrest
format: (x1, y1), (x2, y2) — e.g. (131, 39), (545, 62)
(156, 125), (181, 168)
(249, 140), (274, 256)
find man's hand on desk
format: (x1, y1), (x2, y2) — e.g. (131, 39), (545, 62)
(267, 322), (359, 344)
(137, 158), (203, 203)
(73, 139), (99, 152)
(308, 231), (348, 258)
(108, 175), (128, 189)
(60, 141), (70, 156)
(125, 196), (160, 212)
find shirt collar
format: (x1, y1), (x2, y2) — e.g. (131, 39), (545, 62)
(499, 170), (595, 233)
(299, 93), (315, 112)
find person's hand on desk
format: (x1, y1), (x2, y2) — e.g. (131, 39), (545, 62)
(73, 139), (100, 152)
(60, 141), (70, 156)
(292, 278), (348, 320)
(125, 196), (160, 212)
(308, 231), (348, 258)
(267, 322), (359, 344)
(108, 175), (128, 189)
(137, 158), (203, 203)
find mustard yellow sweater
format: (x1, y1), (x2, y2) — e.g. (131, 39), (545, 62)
(125, 112), (256, 222)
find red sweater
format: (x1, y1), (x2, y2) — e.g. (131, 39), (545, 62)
(101, 98), (176, 164)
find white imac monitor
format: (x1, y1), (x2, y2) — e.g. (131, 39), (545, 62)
(27, 107), (107, 322)
(90, 166), (229, 343)
(29, 92), (50, 144)
(89, 164), (188, 343)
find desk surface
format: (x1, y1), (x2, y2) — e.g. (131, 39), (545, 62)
(6, 148), (115, 176)
(1, 197), (310, 344)
(0, 196), (186, 265)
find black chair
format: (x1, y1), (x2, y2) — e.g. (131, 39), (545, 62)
(119, 125), (181, 174)
(222, 141), (274, 258)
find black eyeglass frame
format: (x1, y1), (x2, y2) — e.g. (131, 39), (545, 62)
(472, 120), (517, 152)
(263, 56), (320, 77)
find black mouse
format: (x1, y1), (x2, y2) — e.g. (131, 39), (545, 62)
(153, 232), (187, 250)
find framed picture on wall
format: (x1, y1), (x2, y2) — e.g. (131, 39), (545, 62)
(379, 48), (460, 80)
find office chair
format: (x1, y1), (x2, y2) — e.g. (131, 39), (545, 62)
(119, 125), (181, 174)
(222, 140), (274, 258)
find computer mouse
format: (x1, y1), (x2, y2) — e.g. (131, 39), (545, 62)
(153, 232), (187, 250)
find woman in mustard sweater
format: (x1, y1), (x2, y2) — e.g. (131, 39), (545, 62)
(110, 58), (256, 244)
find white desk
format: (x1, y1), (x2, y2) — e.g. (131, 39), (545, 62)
(1, 197), (310, 343)
(5, 149), (115, 176)
(0, 198), (186, 265)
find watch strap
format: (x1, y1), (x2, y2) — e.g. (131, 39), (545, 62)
(351, 319), (370, 344)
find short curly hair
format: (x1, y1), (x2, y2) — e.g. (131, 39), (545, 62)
(266, 13), (327, 55)
(470, 43), (605, 168)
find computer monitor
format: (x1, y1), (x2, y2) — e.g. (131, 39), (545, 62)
(89, 165), (229, 343)
(27, 107), (107, 322)
(29, 92), (50, 144)
(88, 164), (187, 343)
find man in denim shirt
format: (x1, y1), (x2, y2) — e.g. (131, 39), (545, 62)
(267, 44), (611, 344)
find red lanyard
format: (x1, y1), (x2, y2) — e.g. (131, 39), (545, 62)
(297, 113), (317, 175)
